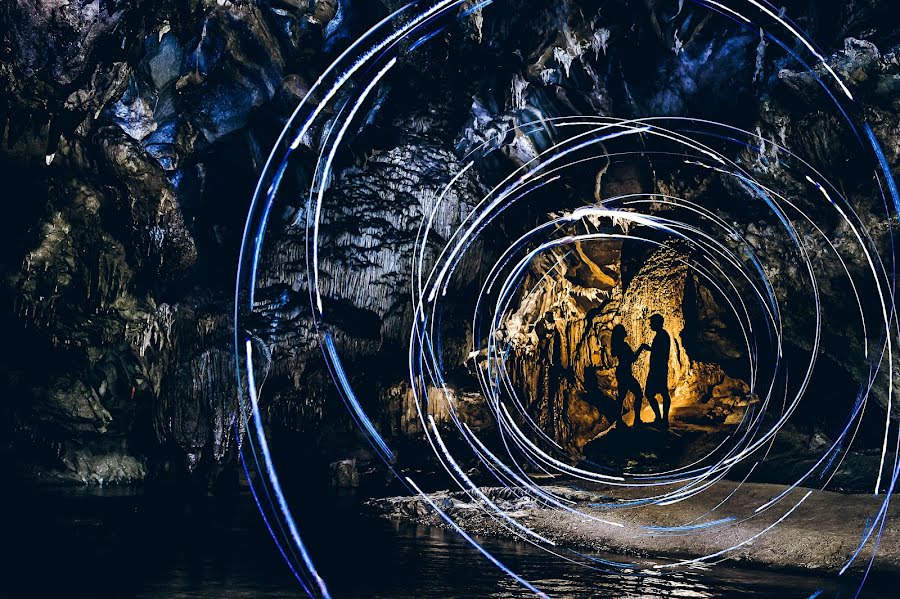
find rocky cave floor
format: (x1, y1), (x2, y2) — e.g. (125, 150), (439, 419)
(367, 477), (900, 577)
(578, 399), (750, 474)
(364, 403), (900, 579)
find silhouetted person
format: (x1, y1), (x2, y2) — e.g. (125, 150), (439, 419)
(639, 313), (671, 428)
(610, 324), (644, 427)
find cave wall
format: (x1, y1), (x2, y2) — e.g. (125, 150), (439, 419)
(2, 0), (899, 485)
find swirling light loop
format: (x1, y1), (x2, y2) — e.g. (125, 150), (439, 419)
(235, 1), (900, 596)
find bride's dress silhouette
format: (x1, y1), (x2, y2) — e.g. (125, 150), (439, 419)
(610, 324), (645, 427)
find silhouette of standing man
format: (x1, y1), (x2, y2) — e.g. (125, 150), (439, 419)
(639, 314), (671, 429)
(610, 324), (644, 428)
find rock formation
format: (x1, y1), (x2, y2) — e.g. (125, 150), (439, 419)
(1, 0), (898, 486)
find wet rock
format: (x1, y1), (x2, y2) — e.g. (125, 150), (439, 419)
(37, 377), (113, 435)
(378, 382), (492, 437)
(63, 61), (132, 122)
(329, 458), (360, 487)
(177, 2), (286, 143)
(109, 76), (160, 141)
(147, 30), (184, 91)
(97, 129), (198, 284)
(0, 0), (130, 112)
(139, 302), (269, 476)
(57, 448), (147, 485)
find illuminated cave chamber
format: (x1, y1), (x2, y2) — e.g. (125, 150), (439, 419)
(499, 230), (756, 466)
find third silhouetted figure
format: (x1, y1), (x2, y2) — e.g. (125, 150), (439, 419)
(639, 313), (671, 428)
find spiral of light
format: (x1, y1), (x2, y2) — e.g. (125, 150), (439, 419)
(235, 2), (900, 597)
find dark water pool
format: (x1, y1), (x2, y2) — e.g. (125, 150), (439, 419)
(3, 485), (892, 598)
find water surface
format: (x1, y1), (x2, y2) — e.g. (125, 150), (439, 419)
(4, 485), (891, 598)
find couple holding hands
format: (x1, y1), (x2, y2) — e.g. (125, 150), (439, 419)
(609, 313), (672, 429)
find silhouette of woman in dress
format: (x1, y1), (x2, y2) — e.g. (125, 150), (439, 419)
(610, 324), (645, 427)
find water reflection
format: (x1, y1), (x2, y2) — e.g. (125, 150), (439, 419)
(4, 486), (892, 598)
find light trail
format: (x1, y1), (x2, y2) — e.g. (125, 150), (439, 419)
(233, 2), (900, 596)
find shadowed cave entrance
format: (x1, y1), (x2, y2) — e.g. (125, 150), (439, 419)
(496, 236), (757, 474)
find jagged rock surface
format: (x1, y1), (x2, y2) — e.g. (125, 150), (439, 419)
(1, 1), (899, 485)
